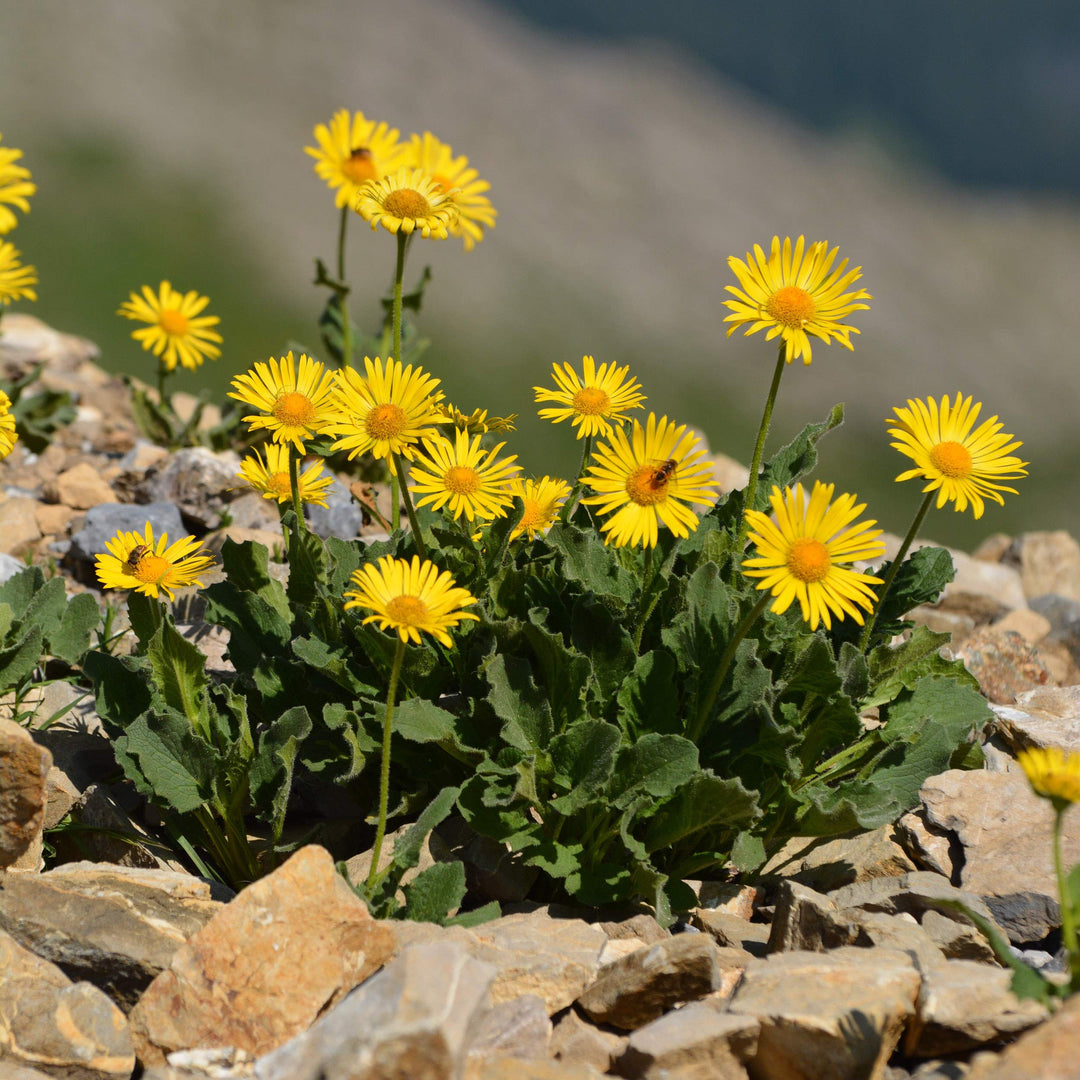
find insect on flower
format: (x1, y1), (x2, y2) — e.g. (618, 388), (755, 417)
(649, 459), (678, 489)
(124, 544), (150, 571)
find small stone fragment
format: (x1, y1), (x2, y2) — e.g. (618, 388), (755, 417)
(991, 683), (1080, 753)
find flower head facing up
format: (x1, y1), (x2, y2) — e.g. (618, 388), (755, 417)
(888, 393), (1028, 519)
(0, 242), (37, 306)
(1017, 746), (1080, 811)
(95, 522), (215, 602)
(344, 554), (479, 648)
(117, 282), (222, 372)
(408, 429), (522, 523)
(534, 355), (646, 441)
(582, 413), (720, 548)
(305, 109), (410, 209)
(237, 443), (334, 508)
(0, 389), (17, 460)
(228, 351), (336, 454)
(354, 168), (458, 239)
(742, 481), (885, 631)
(508, 476), (571, 541)
(723, 236), (871, 365)
(0, 135), (35, 235)
(403, 132), (496, 251)
(327, 356), (446, 462)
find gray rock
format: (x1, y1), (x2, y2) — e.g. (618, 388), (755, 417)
(766, 880), (864, 953)
(253, 942), (494, 1080)
(68, 501), (187, 574)
(961, 992), (1080, 1080)
(465, 994), (551, 1066)
(1029, 593), (1080, 662)
(991, 684), (1080, 753)
(136, 446), (244, 530)
(307, 478), (366, 541)
(830, 870), (1003, 932)
(0, 551), (27, 584)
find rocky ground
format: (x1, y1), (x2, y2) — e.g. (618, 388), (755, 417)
(4, 313), (1080, 1079)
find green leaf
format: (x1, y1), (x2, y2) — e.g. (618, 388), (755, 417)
(868, 546), (956, 642)
(83, 650), (152, 732)
(126, 591), (161, 650)
(572, 598), (636, 709)
(643, 772), (761, 853)
(757, 403), (845, 507)
(303, 702), (370, 782)
(123, 376), (175, 446)
(545, 523), (637, 603)
(286, 525), (329, 608)
(523, 609), (592, 734)
(20, 576), (67, 639)
(731, 831), (767, 873)
(0, 602), (13, 642)
(0, 566), (44, 617)
(147, 620), (209, 730)
(608, 733), (700, 809)
(0, 626), (42, 691)
(391, 786), (460, 874)
(486, 652), (554, 754)
(548, 721), (621, 814)
(392, 697), (458, 744)
(865, 624), (978, 709)
(403, 861), (467, 924)
(445, 901), (501, 928)
(617, 650), (682, 738)
(203, 584), (293, 674)
(48, 592), (100, 665)
(249, 706), (313, 840)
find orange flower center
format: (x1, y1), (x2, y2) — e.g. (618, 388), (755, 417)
(273, 391), (317, 428)
(765, 285), (816, 329)
(158, 309), (190, 336)
(269, 472), (292, 498)
(366, 403), (408, 440)
(383, 188), (432, 220)
(430, 173), (454, 195)
(518, 500), (546, 531)
(572, 386), (611, 416)
(625, 464), (669, 506)
(342, 148), (377, 184)
(787, 538), (831, 583)
(445, 465), (481, 495)
(929, 440), (973, 478)
(385, 594), (429, 627)
(132, 553), (171, 585)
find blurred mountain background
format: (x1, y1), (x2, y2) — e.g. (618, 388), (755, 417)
(3, 0), (1079, 547)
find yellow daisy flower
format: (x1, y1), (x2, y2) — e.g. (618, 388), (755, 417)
(534, 355), (646, 441)
(435, 402), (517, 435)
(408, 430), (522, 522)
(582, 413), (720, 548)
(887, 393), (1028, 519)
(403, 132), (496, 251)
(237, 443), (334, 508)
(0, 135), (35, 235)
(95, 522), (215, 602)
(508, 476), (571, 541)
(723, 235), (872, 365)
(304, 108), (410, 210)
(742, 481), (885, 631)
(0, 389), (18, 460)
(0, 242), (37, 306)
(354, 168), (458, 240)
(117, 282), (223, 372)
(344, 554), (479, 648)
(228, 351), (337, 454)
(1017, 746), (1080, 809)
(326, 356), (446, 462)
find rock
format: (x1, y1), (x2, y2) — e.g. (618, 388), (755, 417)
(598, 914), (669, 945)
(728, 948), (921, 1080)
(1030, 593), (1080, 664)
(35, 501), (79, 537)
(689, 910), (769, 956)
(972, 534), (1014, 563)
(766, 880), (863, 953)
(0, 551), (27, 584)
(1018, 530), (1080, 601)
(990, 684), (1080, 753)
(614, 1001), (758, 1080)
(307, 477), (366, 540)
(0, 716), (51, 868)
(0, 312), (100, 373)
(954, 628), (1051, 703)
(45, 461), (118, 510)
(0, 926), (134, 1079)
(136, 446), (244, 530)
(894, 809), (956, 878)
(943, 549), (1028, 612)
(759, 826), (917, 891)
(42, 764), (80, 830)
(0, 494), (43, 556)
(129, 845), (396, 1065)
(918, 908), (999, 965)
(706, 454), (750, 495)
(67, 501), (188, 580)
(550, 1008), (628, 1073)
(991, 609), (1052, 645)
(0, 862), (223, 1011)
(253, 942), (494, 1080)
(222, 490), (283, 531)
(467, 1061), (605, 1080)
(904, 959), (1048, 1058)
(693, 883), (759, 919)
(576, 934), (727, 1031)
(919, 770), (1080, 942)
(963, 991), (1080, 1080)
(465, 994), (551, 1066)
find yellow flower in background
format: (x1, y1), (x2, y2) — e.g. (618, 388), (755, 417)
(228, 351), (336, 454)
(508, 476), (571, 541)
(117, 282), (222, 372)
(534, 355), (646, 441)
(582, 414), (719, 548)
(435, 402), (517, 435)
(0, 390), (18, 460)
(888, 393), (1028, 519)
(742, 481), (885, 631)
(1017, 746), (1080, 809)
(237, 443), (334, 508)
(0, 242), (37, 306)
(403, 132), (496, 251)
(723, 235), (871, 365)
(305, 109), (410, 210)
(408, 429), (521, 522)
(344, 554), (479, 647)
(327, 356), (446, 462)
(0, 135), (35, 235)
(354, 168), (457, 240)
(95, 522), (215, 602)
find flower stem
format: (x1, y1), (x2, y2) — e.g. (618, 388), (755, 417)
(157, 363), (174, 419)
(367, 636), (406, 893)
(690, 591), (770, 743)
(337, 205), (353, 370)
(737, 346), (787, 551)
(559, 434), (594, 523)
(857, 490), (934, 651)
(386, 231), (410, 533)
(288, 445), (306, 535)
(392, 451), (427, 560)
(632, 546), (660, 653)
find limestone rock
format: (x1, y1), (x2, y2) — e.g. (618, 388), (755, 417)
(894, 809), (956, 878)
(0, 862), (223, 1011)
(1018, 530), (1080, 602)
(963, 991), (1080, 1080)
(766, 880), (864, 954)
(598, 913), (669, 945)
(0, 494), (42, 557)
(760, 826), (917, 892)
(991, 608), (1052, 645)
(693, 882), (759, 919)
(991, 684), (1080, 753)
(550, 1008), (628, 1073)
(0, 927), (134, 1079)
(728, 948), (921, 1080)
(136, 447), (244, 530)
(576, 934), (726, 1031)
(46, 461), (118, 510)
(129, 845), (395, 1065)
(253, 942), (494, 1080)
(955, 628), (1051, 703)
(467, 1060), (604, 1080)
(465, 994), (551, 1066)
(689, 910), (769, 956)
(0, 717), (51, 868)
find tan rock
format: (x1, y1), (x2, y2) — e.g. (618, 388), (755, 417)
(598, 913), (669, 944)
(955, 627), (1051, 704)
(466, 994), (551, 1067)
(972, 534), (1014, 563)
(694, 882), (759, 919)
(1019, 530), (1080, 601)
(550, 1008), (628, 1073)
(53, 461), (119, 510)
(0, 495), (42, 556)
(895, 809), (955, 878)
(760, 826), (917, 891)
(34, 501), (79, 537)
(129, 844), (395, 1065)
(963, 991), (1080, 1080)
(991, 684), (1080, 753)
(468, 1060), (604, 1080)
(991, 608), (1052, 644)
(0, 717), (51, 868)
(690, 910), (769, 956)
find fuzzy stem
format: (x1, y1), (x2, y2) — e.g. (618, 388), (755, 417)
(559, 434), (594, 523)
(288, 445), (306, 534)
(392, 452), (427, 560)
(367, 637), (406, 892)
(632, 546), (659, 653)
(737, 347), (787, 550)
